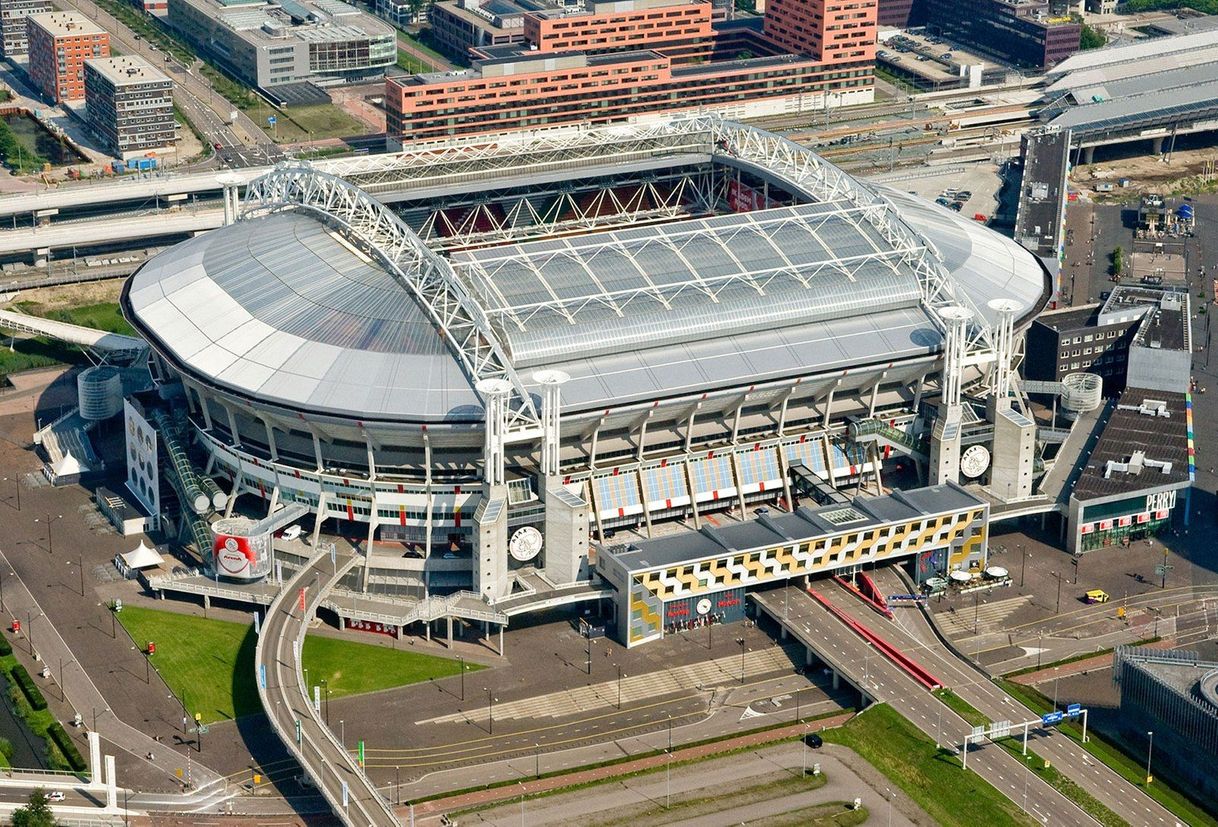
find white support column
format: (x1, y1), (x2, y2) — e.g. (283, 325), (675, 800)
(311, 491), (328, 547)
(224, 405), (241, 448)
(423, 430), (434, 572)
(477, 379), (513, 488)
(104, 755), (116, 810)
(364, 434), (377, 482)
(636, 414), (650, 462)
(822, 384), (838, 428)
(219, 173), (242, 226)
(939, 306), (973, 409)
(312, 431), (325, 472)
(868, 371), (887, 418)
(88, 731), (102, 787)
(262, 419), (278, 461)
(533, 370), (570, 479)
(683, 404), (700, 455)
(987, 298), (1020, 412)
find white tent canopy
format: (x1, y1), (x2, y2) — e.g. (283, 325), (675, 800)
(51, 451), (87, 477)
(119, 541), (163, 570)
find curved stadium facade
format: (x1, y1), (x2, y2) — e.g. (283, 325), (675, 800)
(121, 117), (1049, 605)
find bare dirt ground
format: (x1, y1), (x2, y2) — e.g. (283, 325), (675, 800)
(1072, 144), (1218, 198)
(1, 279), (125, 311)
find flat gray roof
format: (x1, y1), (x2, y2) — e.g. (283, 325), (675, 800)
(1072, 388), (1191, 502)
(85, 55), (172, 86)
(605, 483), (984, 572)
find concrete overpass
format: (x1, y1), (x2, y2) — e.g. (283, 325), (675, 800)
(0, 169), (265, 219)
(750, 586), (1098, 825)
(0, 209), (224, 258)
(255, 550), (400, 827)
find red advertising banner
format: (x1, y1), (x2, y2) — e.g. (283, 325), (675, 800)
(344, 617), (400, 639)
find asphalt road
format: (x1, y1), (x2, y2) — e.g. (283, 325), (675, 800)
(821, 573), (1178, 826)
(754, 587), (1097, 826)
(257, 551), (397, 826)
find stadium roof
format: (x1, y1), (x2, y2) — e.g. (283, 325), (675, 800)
(124, 120), (1049, 424)
(451, 201), (925, 369)
(124, 212), (479, 420)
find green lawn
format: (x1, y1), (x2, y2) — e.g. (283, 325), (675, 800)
(117, 606), (475, 723)
(18, 302), (135, 336)
(822, 704), (1035, 827)
(0, 338), (85, 381)
(249, 102), (368, 143)
(933, 689), (988, 727)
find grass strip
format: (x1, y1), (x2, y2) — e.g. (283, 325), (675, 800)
(413, 707), (850, 805)
(822, 703), (1035, 827)
(0, 118), (49, 174)
(454, 751), (829, 824)
(0, 642), (74, 771)
(996, 679), (1218, 826)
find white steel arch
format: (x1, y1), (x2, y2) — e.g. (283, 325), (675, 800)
(241, 165), (542, 434)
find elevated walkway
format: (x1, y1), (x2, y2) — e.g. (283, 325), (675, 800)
(848, 416), (928, 460)
(0, 309), (144, 355)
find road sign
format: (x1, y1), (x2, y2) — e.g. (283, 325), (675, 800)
(342, 780), (349, 808)
(268, 115), (277, 125)
(1041, 711), (1064, 726)
(991, 719), (1011, 739)
(971, 725), (985, 739)
(1066, 703), (1082, 718)
(259, 663), (266, 689)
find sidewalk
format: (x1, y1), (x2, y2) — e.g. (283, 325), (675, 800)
(0, 547), (224, 793)
(408, 712), (853, 818)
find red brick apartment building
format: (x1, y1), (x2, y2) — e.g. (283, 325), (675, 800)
(387, 0), (878, 144)
(26, 11), (109, 103)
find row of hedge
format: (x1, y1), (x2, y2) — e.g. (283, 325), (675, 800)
(9, 665), (47, 712)
(46, 722), (86, 772)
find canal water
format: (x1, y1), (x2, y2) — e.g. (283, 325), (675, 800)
(1, 113), (85, 166)
(0, 671), (47, 769)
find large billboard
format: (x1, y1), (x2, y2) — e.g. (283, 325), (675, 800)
(124, 400), (159, 529)
(210, 518), (273, 581)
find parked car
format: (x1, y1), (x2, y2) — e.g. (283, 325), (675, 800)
(940, 52), (953, 60)
(46, 792), (66, 802)
(804, 732), (824, 749)
(935, 197), (951, 206)
(956, 190), (972, 199)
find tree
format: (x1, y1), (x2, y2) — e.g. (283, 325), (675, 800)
(1111, 245), (1125, 276)
(11, 790), (57, 827)
(1079, 24), (1107, 50)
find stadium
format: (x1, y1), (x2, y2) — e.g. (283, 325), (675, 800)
(120, 117), (1050, 633)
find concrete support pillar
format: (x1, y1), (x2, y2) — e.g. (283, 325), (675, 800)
(780, 625), (788, 640)
(499, 624), (504, 657)
(425, 621), (431, 642)
(447, 615), (453, 648)
(263, 419), (278, 461)
(219, 174), (242, 225)
(1152, 136), (1164, 155)
(310, 492), (328, 547)
(104, 755), (117, 809)
(312, 432), (325, 472)
(832, 670), (840, 689)
(88, 731), (102, 786)
(684, 460), (702, 529)
(224, 405), (241, 448)
(805, 647), (813, 666)
(203, 594), (211, 612)
(1083, 145), (1095, 165)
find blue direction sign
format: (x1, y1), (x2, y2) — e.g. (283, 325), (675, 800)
(1042, 711), (1064, 726)
(1066, 703), (1082, 718)
(268, 115), (277, 126)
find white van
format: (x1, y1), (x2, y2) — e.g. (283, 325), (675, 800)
(281, 525), (303, 541)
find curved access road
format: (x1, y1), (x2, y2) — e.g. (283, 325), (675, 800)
(255, 551), (399, 826)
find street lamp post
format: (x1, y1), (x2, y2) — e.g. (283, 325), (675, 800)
(34, 514), (63, 555)
(459, 655), (465, 702)
(616, 664), (624, 709)
(1145, 730), (1154, 785)
(1020, 546), (1028, 589)
(486, 688), (496, 735)
(736, 637), (746, 684)
(2, 476), (20, 510)
(340, 719), (345, 749)
(321, 678), (330, 725)
(1054, 570), (1063, 613)
(395, 766), (400, 805)
(1053, 667), (1061, 709)
(534, 743), (540, 779)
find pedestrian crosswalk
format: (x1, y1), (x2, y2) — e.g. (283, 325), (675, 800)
(417, 644), (802, 726)
(939, 594), (1033, 638)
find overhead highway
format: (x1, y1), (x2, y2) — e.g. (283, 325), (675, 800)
(752, 587), (1098, 826)
(256, 550), (400, 827)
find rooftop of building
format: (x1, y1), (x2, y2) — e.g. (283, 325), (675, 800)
(176, 0), (394, 44)
(1100, 284), (1190, 351)
(86, 55), (171, 85)
(1032, 303), (1100, 333)
(1120, 648), (1218, 711)
(1071, 387), (1191, 501)
(528, 0), (705, 18)
(602, 483), (985, 572)
(26, 10), (107, 37)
